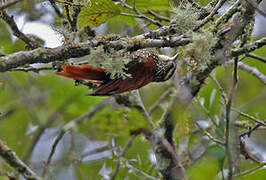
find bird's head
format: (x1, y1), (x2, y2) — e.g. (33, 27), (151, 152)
(153, 53), (179, 82)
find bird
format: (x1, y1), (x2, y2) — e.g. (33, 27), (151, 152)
(56, 49), (178, 96)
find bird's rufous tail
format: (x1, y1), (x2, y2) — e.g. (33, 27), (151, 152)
(56, 64), (107, 81)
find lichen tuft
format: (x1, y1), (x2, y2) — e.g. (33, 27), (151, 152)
(87, 46), (132, 79)
(184, 31), (217, 65)
(171, 3), (199, 34)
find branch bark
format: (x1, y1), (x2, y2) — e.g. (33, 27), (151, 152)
(0, 139), (41, 180)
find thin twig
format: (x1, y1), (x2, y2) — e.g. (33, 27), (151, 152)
(81, 145), (110, 159)
(119, 1), (163, 27)
(23, 95), (76, 162)
(204, 0), (219, 10)
(0, 139), (42, 180)
(146, 9), (170, 22)
(0, 11), (41, 49)
(48, 0), (63, 17)
(232, 37), (266, 56)
(133, 92), (157, 129)
(246, 53), (266, 63)
(120, 157), (157, 180)
(245, 0), (266, 18)
(195, 98), (219, 128)
(120, 12), (163, 27)
(149, 88), (172, 115)
(0, 0), (24, 10)
(240, 123), (262, 137)
(0, 10), (40, 49)
(147, 164), (156, 175)
(64, 5), (73, 29)
(232, 108), (266, 126)
(10, 65), (54, 72)
(237, 62), (266, 84)
(188, 0), (203, 10)
(195, 122), (225, 146)
(215, 0), (242, 27)
(42, 99), (111, 177)
(111, 135), (136, 180)
(225, 56), (239, 180)
(160, 136), (180, 165)
(234, 163), (266, 178)
(153, 89), (187, 179)
(64, 5), (81, 31)
(71, 6), (81, 32)
(65, 99), (112, 128)
(53, 0), (83, 7)
(209, 74), (227, 104)
(42, 131), (65, 177)
(139, 104), (156, 129)
(194, 0), (227, 31)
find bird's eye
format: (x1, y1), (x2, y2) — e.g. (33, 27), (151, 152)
(167, 62), (175, 70)
(169, 62), (174, 68)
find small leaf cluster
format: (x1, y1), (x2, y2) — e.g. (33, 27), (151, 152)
(78, 0), (121, 27)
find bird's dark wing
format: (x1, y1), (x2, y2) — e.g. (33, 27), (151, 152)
(89, 59), (156, 96)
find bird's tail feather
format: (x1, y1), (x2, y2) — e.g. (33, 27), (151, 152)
(56, 64), (107, 81)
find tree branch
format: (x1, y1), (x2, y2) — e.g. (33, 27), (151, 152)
(0, 10), (40, 49)
(232, 37), (266, 56)
(0, 139), (42, 180)
(42, 99), (111, 177)
(0, 35), (190, 72)
(238, 62), (266, 84)
(0, 0), (24, 10)
(119, 0), (163, 27)
(187, 0), (257, 97)
(111, 135), (137, 180)
(48, 0), (63, 18)
(232, 108), (266, 126)
(246, 53), (266, 63)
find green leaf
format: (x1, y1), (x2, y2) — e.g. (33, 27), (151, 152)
(195, 0), (211, 6)
(78, 0), (121, 27)
(126, 0), (170, 11)
(108, 5), (137, 28)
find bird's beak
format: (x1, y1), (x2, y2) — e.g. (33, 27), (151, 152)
(158, 52), (179, 62)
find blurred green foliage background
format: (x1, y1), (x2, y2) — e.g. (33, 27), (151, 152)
(0, 0), (266, 179)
